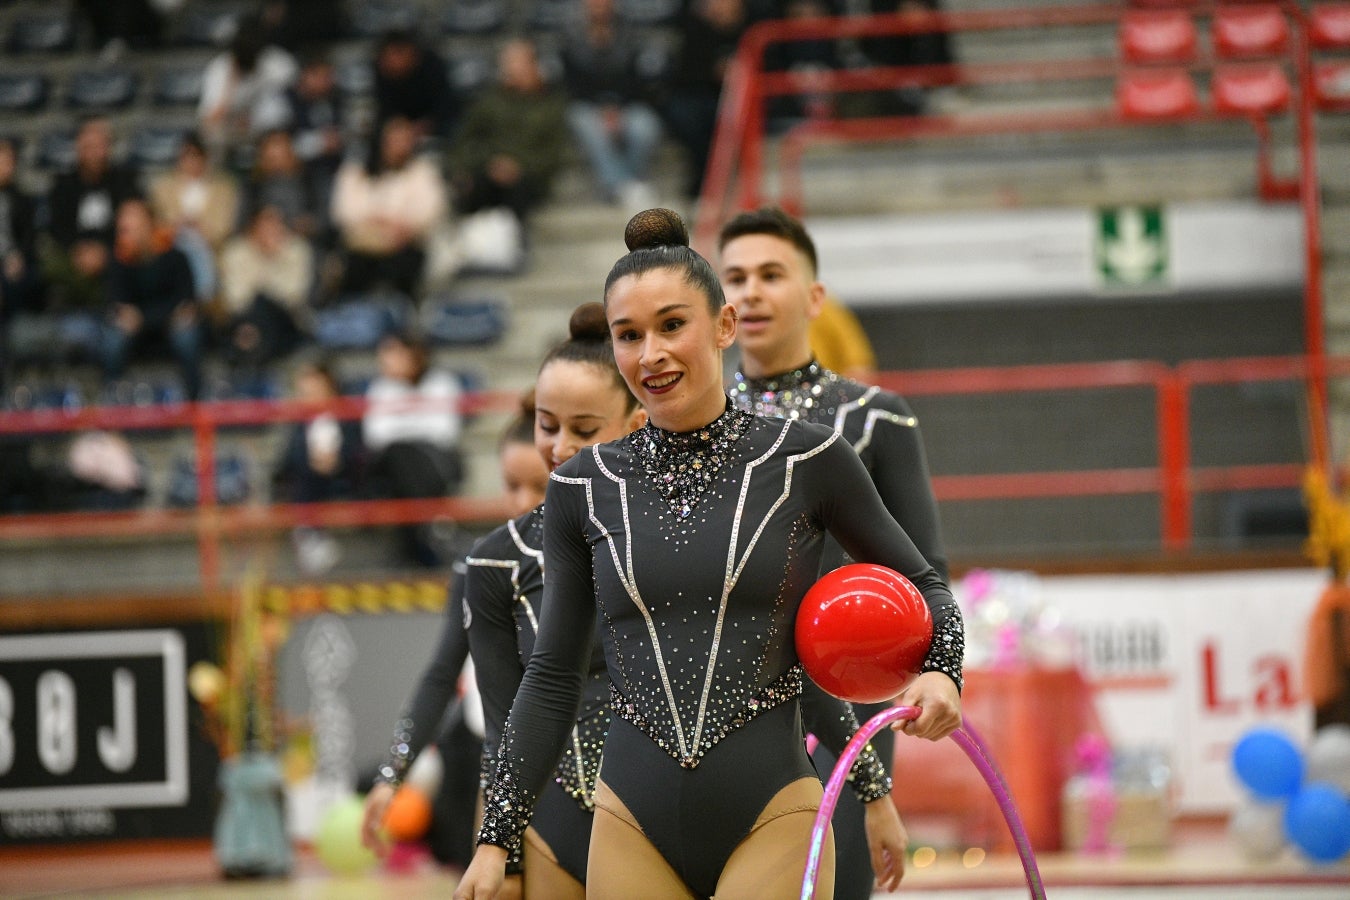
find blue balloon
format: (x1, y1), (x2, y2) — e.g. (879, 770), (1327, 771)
(1232, 728), (1304, 800)
(1283, 782), (1350, 863)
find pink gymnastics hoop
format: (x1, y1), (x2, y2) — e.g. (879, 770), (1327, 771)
(800, 705), (1047, 900)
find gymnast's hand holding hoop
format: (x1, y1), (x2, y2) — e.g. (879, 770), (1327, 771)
(891, 670), (962, 740)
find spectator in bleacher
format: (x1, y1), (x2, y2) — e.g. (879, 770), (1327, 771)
(446, 38), (567, 224)
(148, 131), (239, 304)
(243, 130), (322, 243)
(284, 51), (347, 234)
(331, 116), (448, 299)
(0, 136), (44, 337)
(860, 0), (954, 116)
(150, 132), (239, 254)
(373, 29), (458, 144)
(39, 116), (141, 313)
(665, 0), (753, 198)
(274, 357), (364, 573)
(561, 0), (664, 209)
(219, 204), (314, 372)
(76, 0), (165, 58)
(101, 197), (204, 400)
(362, 330), (465, 567)
(199, 17), (299, 161)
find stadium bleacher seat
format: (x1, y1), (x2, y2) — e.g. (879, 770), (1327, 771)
(7, 11), (75, 54)
(175, 3), (244, 48)
(1211, 62), (1292, 115)
(528, 0), (575, 31)
(314, 293), (415, 350)
(0, 73), (48, 113)
(1313, 60), (1350, 109)
(37, 127), (78, 171)
(448, 49), (496, 103)
(617, 0), (682, 27)
(1311, 3), (1350, 50)
(152, 65), (206, 108)
(1119, 9), (1197, 65)
(442, 0), (507, 36)
(349, 0), (421, 39)
(66, 68), (141, 111)
(1116, 67), (1200, 118)
(335, 57), (375, 98)
(130, 126), (188, 169)
(421, 293), (509, 346)
(1211, 4), (1289, 59)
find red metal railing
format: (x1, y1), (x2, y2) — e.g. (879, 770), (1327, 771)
(690, 2), (1332, 472)
(0, 354), (1339, 593)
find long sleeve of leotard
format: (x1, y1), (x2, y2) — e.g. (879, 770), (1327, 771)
(872, 398), (949, 583)
(810, 432), (965, 692)
(798, 684), (892, 802)
(463, 539), (528, 757)
(476, 477), (594, 853)
(376, 571), (470, 785)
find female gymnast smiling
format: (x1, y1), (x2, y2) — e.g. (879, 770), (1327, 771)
(454, 209), (964, 900)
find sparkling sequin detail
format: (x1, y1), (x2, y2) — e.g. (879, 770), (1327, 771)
(610, 666), (805, 768)
(922, 602), (966, 693)
(377, 717), (415, 785)
(628, 402), (754, 519)
(478, 731), (533, 858)
(558, 708), (610, 809)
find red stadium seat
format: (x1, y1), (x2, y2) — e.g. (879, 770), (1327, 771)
(1212, 62), (1292, 115)
(1120, 10), (1198, 64)
(1117, 67), (1200, 118)
(1211, 5), (1290, 59)
(1310, 3), (1350, 50)
(1314, 61), (1350, 109)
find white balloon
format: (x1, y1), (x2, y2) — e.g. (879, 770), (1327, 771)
(1305, 724), (1350, 795)
(1229, 798), (1287, 862)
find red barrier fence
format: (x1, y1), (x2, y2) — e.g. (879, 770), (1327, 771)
(0, 355), (1337, 592)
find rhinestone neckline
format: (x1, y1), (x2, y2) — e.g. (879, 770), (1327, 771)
(627, 401), (754, 519)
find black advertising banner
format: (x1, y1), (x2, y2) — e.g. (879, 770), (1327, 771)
(0, 626), (220, 844)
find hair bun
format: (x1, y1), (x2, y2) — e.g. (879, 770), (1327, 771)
(568, 302), (610, 342)
(624, 208), (689, 252)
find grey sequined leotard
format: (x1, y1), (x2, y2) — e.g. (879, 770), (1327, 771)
(732, 360), (955, 900)
(479, 405), (964, 898)
(463, 504), (609, 885)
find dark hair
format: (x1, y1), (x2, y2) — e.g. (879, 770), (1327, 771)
(717, 206), (818, 276)
(604, 208), (725, 313)
(299, 357), (342, 395)
(500, 388), (537, 448)
(179, 130), (208, 158)
(229, 18), (267, 73)
(539, 302), (638, 411)
(378, 329), (430, 382)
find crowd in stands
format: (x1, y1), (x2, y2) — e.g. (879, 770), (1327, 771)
(0, 0), (950, 567)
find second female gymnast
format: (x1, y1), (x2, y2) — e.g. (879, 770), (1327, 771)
(455, 209), (965, 900)
(463, 303), (648, 899)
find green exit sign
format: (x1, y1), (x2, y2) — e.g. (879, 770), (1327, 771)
(1096, 205), (1169, 288)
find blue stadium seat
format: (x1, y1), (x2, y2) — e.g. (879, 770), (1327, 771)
(421, 293), (509, 346)
(349, 0), (422, 39)
(152, 65), (205, 107)
(314, 292), (415, 350)
(66, 68), (141, 111)
(37, 128), (78, 171)
(528, 0), (575, 31)
(443, 0), (507, 35)
(617, 0), (682, 27)
(130, 126), (188, 169)
(167, 450), (252, 506)
(175, 3), (245, 48)
(7, 12), (75, 54)
(448, 49), (495, 103)
(0, 73), (48, 113)
(335, 57), (375, 98)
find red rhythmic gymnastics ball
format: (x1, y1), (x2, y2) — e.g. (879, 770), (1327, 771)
(383, 785), (433, 842)
(795, 563), (933, 704)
